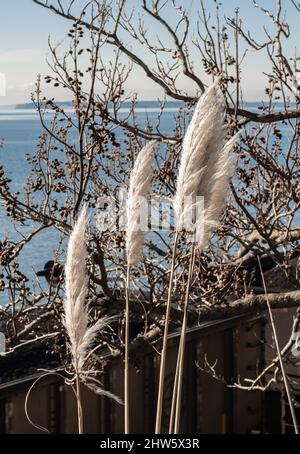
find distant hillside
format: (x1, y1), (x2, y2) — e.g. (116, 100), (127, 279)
(0, 105), (15, 110)
(13, 100), (293, 113)
(15, 100), (183, 110)
(15, 101), (73, 110)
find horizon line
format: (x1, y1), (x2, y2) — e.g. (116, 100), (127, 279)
(0, 99), (284, 109)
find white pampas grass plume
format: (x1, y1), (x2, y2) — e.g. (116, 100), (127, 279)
(196, 132), (240, 250)
(64, 206), (114, 372)
(174, 81), (227, 231)
(64, 205), (122, 435)
(126, 141), (156, 266)
(64, 205), (91, 372)
(174, 81), (239, 246)
(170, 83), (240, 434)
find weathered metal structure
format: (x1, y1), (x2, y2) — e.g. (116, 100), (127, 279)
(0, 313), (270, 434)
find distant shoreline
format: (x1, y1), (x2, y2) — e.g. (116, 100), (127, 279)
(0, 99), (292, 111)
(14, 100), (186, 110)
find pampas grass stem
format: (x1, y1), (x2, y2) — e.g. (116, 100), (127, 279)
(76, 374), (83, 434)
(168, 301), (184, 434)
(173, 242), (196, 434)
(124, 264), (131, 434)
(155, 231), (179, 434)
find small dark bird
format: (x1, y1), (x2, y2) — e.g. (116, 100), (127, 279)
(36, 260), (63, 286)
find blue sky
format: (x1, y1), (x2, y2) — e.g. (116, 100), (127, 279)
(0, 0), (299, 105)
(0, 0), (70, 105)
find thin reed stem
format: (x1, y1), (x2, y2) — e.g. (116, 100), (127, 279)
(258, 256), (299, 434)
(76, 372), (83, 434)
(169, 324), (183, 434)
(155, 231), (179, 434)
(173, 242), (196, 434)
(124, 264), (131, 434)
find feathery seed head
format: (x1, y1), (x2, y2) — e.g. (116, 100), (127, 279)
(174, 81), (239, 248)
(64, 205), (111, 373)
(126, 140), (156, 266)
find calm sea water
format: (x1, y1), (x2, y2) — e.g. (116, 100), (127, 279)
(0, 103), (293, 302)
(0, 107), (180, 301)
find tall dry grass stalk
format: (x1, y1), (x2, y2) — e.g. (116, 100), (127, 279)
(165, 82), (239, 434)
(125, 141), (156, 434)
(156, 81), (230, 434)
(172, 142), (239, 434)
(257, 257), (299, 434)
(64, 205), (121, 434)
(155, 231), (179, 433)
(171, 134), (239, 433)
(64, 206), (89, 433)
